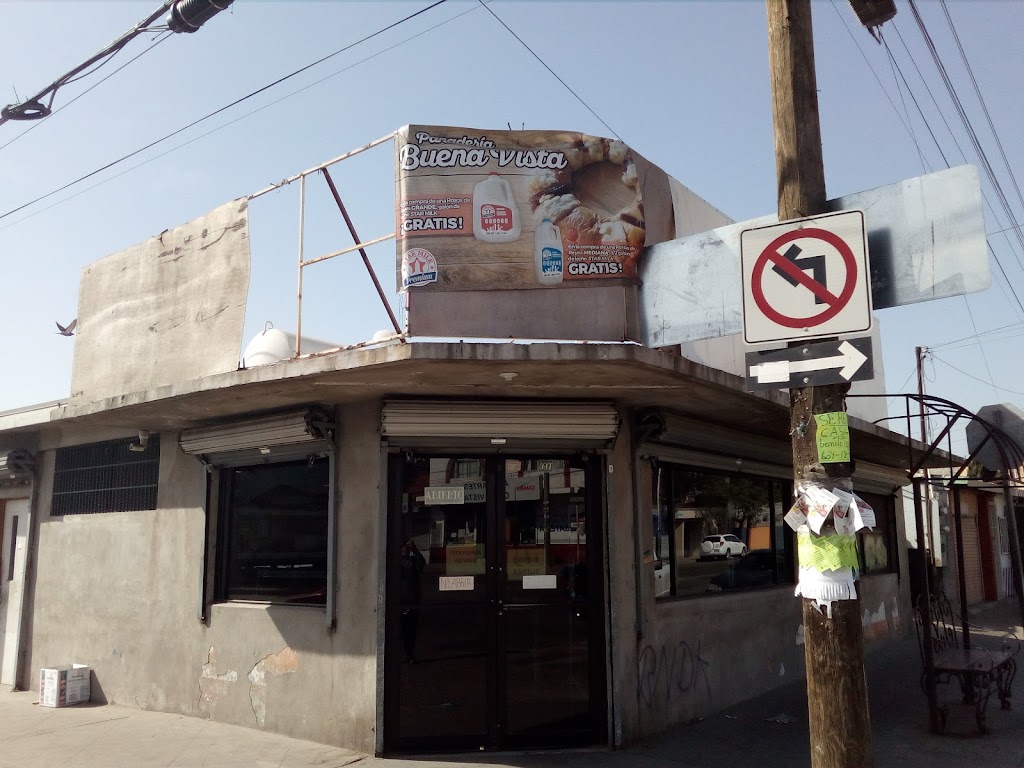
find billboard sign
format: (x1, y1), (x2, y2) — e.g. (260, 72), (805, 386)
(395, 125), (662, 292)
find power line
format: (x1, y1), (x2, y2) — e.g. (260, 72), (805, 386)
(0, 2), (484, 234)
(0, 32), (172, 154)
(890, 20), (1024, 284)
(835, 5), (1024, 404)
(0, 1), (176, 125)
(939, 330), (1024, 353)
(939, 0), (1024, 227)
(829, 1), (915, 139)
(881, 33), (928, 172)
(477, 1), (621, 142)
(930, 320), (1024, 350)
(930, 353), (1024, 398)
(887, 366), (920, 409)
(907, 0), (1024, 267)
(0, 0), (449, 224)
(878, 20), (1024, 319)
(959, 294), (999, 400)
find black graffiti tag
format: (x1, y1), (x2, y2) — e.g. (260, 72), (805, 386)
(637, 640), (712, 708)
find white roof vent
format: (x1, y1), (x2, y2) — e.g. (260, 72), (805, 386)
(241, 324), (340, 368)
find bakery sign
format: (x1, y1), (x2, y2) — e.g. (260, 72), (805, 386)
(395, 124), (670, 292)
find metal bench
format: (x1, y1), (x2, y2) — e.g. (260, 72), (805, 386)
(914, 591), (1019, 733)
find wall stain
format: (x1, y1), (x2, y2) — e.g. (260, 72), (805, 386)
(199, 218), (246, 251)
(637, 640), (712, 708)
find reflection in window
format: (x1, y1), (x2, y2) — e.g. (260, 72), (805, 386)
(219, 458), (330, 604)
(856, 491), (895, 574)
(653, 463), (794, 599)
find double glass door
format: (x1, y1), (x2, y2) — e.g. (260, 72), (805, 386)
(385, 454), (605, 752)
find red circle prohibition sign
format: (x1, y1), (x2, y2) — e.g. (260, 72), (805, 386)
(751, 227), (857, 328)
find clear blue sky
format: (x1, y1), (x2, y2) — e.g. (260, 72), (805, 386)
(1, 1), (1021, 456)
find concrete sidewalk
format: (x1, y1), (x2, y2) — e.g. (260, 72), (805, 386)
(2, 599), (1022, 768)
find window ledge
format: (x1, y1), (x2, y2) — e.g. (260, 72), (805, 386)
(210, 599), (326, 613)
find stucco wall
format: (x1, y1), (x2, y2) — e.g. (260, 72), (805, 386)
(21, 403), (382, 753)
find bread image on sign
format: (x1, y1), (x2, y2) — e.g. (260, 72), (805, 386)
(395, 125), (669, 291)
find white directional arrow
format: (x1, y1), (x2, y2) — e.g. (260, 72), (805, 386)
(749, 340), (869, 384)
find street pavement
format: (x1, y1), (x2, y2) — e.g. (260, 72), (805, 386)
(1, 598), (1021, 768)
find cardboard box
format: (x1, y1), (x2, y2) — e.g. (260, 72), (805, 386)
(39, 664), (91, 707)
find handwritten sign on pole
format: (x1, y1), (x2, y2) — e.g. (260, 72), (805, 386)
(814, 411), (850, 463)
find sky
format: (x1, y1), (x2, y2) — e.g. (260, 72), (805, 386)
(0, 0), (1021, 457)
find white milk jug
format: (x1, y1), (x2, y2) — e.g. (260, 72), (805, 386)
(534, 218), (564, 286)
(473, 173), (521, 243)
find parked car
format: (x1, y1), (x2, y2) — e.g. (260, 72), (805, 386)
(698, 534), (746, 560)
(707, 549), (780, 592)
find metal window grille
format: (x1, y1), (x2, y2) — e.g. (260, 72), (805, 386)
(52, 437), (160, 516)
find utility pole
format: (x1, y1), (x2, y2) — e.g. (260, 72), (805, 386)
(766, 2), (873, 767)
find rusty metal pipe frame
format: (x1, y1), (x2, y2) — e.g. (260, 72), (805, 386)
(300, 234), (396, 268)
(296, 175), (306, 356)
(320, 167), (403, 339)
(248, 132), (397, 200)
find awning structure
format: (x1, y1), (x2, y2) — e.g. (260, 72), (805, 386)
(381, 400), (620, 451)
(179, 408), (335, 467)
(636, 409), (908, 493)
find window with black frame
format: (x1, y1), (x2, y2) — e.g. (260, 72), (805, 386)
(653, 462), (794, 599)
(218, 458), (330, 604)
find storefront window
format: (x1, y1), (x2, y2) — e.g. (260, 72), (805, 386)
(653, 462), (793, 599)
(218, 458), (330, 604)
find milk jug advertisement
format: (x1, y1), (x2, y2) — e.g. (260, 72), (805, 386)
(395, 124), (671, 292)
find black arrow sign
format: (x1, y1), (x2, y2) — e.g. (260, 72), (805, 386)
(772, 244), (828, 304)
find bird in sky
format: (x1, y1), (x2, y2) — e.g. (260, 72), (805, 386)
(55, 319), (77, 336)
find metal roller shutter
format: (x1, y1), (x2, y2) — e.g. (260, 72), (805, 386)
(179, 408), (335, 466)
(637, 410), (907, 495)
(961, 506), (984, 606)
(381, 400), (619, 450)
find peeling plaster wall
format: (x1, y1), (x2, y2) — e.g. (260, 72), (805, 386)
(21, 403), (383, 753)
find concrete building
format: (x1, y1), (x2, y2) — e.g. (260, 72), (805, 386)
(0, 342), (925, 754)
(0, 126), (934, 755)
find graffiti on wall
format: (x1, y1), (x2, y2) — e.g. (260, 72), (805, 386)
(637, 639), (712, 708)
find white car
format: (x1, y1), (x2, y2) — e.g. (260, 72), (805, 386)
(699, 534), (746, 561)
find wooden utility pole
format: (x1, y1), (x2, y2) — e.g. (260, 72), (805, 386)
(766, 2), (873, 767)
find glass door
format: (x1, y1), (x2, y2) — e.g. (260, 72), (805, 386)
(499, 457), (604, 747)
(385, 453), (605, 753)
(386, 455), (495, 751)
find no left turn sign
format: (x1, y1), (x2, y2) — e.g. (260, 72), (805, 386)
(740, 210), (872, 344)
